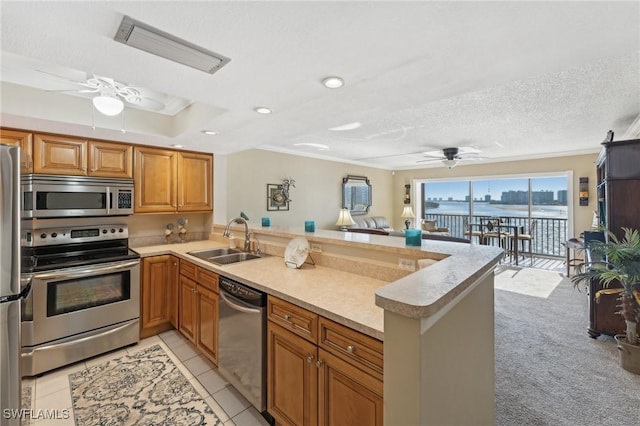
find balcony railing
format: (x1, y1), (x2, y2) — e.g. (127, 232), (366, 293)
(423, 213), (568, 257)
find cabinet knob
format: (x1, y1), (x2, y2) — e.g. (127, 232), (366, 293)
(307, 355), (314, 364)
(173, 262), (177, 266)
(283, 314), (291, 321)
(316, 360), (324, 368)
(346, 345), (355, 354)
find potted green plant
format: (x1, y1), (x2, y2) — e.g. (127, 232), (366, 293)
(571, 227), (640, 374)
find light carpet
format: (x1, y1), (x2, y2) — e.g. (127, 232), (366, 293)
(68, 344), (221, 426)
(495, 270), (640, 425)
(494, 265), (564, 298)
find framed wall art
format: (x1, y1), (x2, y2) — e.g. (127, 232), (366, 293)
(267, 184), (289, 211)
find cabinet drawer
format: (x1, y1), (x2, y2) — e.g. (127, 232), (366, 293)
(198, 267), (219, 293)
(268, 296), (318, 344)
(319, 317), (383, 378)
(180, 259), (197, 281)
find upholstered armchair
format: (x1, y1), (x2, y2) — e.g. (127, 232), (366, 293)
(420, 220), (450, 235)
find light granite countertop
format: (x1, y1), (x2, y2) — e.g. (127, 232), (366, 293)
(133, 239), (389, 340)
(133, 228), (503, 341)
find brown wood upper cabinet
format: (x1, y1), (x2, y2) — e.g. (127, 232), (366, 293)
(0, 128), (33, 173)
(89, 140), (133, 178)
(134, 146), (213, 213)
(34, 134), (87, 175)
(33, 133), (133, 178)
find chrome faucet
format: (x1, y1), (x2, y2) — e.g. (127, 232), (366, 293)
(223, 217), (251, 252)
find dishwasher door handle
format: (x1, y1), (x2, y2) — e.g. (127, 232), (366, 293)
(220, 290), (262, 314)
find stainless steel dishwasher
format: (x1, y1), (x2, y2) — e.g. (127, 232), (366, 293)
(218, 276), (267, 412)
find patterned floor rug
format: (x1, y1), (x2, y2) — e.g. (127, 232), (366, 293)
(68, 344), (221, 426)
(22, 386), (32, 409)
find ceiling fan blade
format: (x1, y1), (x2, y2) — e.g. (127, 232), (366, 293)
(35, 69), (97, 90)
(416, 158), (445, 163)
(354, 150), (428, 161)
(45, 88), (101, 95)
(126, 97), (166, 111)
(120, 85), (168, 101)
(457, 154), (488, 160)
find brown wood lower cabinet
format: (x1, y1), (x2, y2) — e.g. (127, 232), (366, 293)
(267, 296), (383, 426)
(140, 255), (179, 339)
(178, 259), (219, 365)
(268, 321), (318, 426)
(179, 273), (198, 343)
(318, 349), (383, 426)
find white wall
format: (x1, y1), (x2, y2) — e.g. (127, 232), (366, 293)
(223, 149), (394, 230)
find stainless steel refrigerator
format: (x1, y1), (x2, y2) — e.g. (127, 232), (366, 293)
(0, 144), (23, 426)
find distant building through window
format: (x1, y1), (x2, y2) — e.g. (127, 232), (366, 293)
(417, 174), (570, 257)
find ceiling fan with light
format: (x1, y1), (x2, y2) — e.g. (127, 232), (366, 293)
(41, 72), (167, 116)
(417, 147), (487, 168)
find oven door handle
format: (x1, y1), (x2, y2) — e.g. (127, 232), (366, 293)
(32, 260), (139, 280)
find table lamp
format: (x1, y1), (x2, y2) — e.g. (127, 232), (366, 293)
(336, 208), (356, 231)
(401, 205), (415, 229)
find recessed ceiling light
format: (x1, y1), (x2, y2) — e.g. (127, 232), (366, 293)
(254, 107), (272, 114)
(322, 76), (344, 89)
(171, 144), (184, 148)
(201, 130), (218, 135)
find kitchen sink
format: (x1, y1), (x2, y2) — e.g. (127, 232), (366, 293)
(187, 248), (266, 265)
(208, 252), (263, 265)
(188, 248), (241, 260)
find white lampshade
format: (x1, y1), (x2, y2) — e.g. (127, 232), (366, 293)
(336, 208), (356, 228)
(442, 159), (458, 169)
(93, 95), (124, 116)
(401, 206), (415, 218)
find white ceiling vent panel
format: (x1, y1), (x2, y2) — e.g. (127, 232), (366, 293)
(114, 16), (231, 74)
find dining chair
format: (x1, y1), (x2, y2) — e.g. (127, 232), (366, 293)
(480, 218), (508, 253)
(510, 219), (537, 265)
(463, 217), (482, 244)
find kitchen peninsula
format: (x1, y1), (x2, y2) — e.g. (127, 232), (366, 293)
(133, 226), (503, 425)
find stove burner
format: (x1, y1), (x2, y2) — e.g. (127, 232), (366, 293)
(21, 224), (140, 273)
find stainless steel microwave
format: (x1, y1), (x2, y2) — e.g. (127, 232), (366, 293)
(21, 174), (134, 218)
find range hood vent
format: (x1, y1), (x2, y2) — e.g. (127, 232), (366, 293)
(114, 15), (231, 74)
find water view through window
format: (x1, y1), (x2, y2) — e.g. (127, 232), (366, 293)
(421, 176), (569, 256)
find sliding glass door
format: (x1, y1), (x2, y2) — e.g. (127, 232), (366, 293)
(421, 175), (569, 257)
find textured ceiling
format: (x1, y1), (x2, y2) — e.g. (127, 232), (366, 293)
(1, 1), (639, 170)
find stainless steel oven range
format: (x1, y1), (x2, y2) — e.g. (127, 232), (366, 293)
(20, 223), (140, 376)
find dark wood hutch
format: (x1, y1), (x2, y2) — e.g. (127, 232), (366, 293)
(588, 138), (640, 338)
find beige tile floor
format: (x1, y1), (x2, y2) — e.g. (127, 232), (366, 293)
(21, 330), (271, 426)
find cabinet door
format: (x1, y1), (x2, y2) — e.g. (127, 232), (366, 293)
(168, 256), (180, 329)
(89, 140), (133, 178)
(141, 256), (178, 338)
(179, 274), (197, 344)
(196, 285), (219, 364)
(317, 349), (383, 426)
(33, 134), (87, 175)
(177, 152), (213, 212)
(606, 180), (640, 241)
(134, 147), (178, 213)
(267, 322), (318, 426)
(0, 128), (33, 173)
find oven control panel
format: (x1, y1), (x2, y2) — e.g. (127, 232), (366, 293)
(22, 224), (129, 247)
